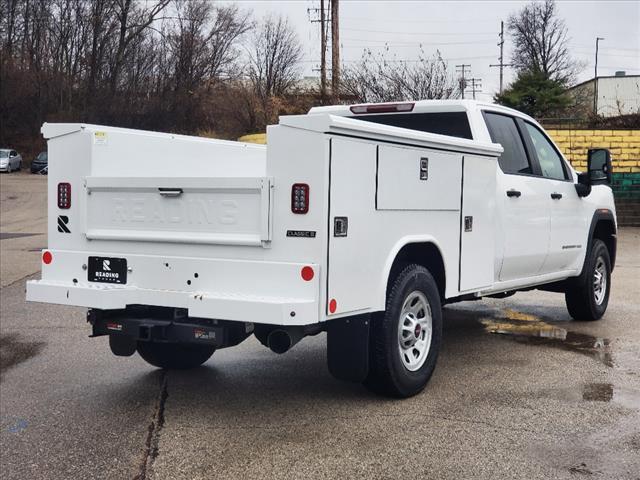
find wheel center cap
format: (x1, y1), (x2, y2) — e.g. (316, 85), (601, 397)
(414, 323), (422, 338)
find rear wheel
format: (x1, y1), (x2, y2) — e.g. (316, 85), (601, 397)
(137, 341), (215, 369)
(565, 239), (611, 321)
(365, 264), (442, 398)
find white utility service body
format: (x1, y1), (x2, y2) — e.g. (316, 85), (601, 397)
(27, 100), (617, 397)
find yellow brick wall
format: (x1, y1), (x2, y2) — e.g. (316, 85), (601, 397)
(546, 129), (640, 173)
(238, 133), (267, 144)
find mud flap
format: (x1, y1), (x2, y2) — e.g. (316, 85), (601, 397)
(327, 314), (370, 382)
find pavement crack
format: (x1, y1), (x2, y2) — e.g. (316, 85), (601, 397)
(134, 370), (169, 480)
(1, 271), (39, 289)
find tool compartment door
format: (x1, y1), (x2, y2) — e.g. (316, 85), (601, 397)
(459, 155), (496, 291)
(327, 138), (378, 315)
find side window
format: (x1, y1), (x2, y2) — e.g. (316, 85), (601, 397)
(484, 112), (532, 175)
(523, 123), (567, 180)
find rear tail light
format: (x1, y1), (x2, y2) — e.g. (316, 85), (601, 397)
(291, 183), (309, 214)
(350, 102), (415, 114)
(57, 182), (71, 209)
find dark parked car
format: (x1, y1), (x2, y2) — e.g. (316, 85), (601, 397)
(31, 151), (48, 174)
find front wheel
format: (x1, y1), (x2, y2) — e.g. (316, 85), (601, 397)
(365, 264), (442, 398)
(137, 341), (215, 369)
(565, 239), (611, 321)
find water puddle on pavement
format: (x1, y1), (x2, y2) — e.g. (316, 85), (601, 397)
(0, 333), (45, 377)
(480, 309), (640, 409)
(480, 308), (613, 367)
(582, 383), (640, 410)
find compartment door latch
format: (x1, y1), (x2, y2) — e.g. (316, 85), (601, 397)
(334, 217), (348, 237)
(419, 157), (429, 180)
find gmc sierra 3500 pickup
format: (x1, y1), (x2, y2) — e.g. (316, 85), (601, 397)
(27, 100), (616, 398)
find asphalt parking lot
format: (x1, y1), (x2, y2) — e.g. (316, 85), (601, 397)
(1, 171), (639, 480)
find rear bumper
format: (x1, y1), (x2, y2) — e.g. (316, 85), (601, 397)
(26, 250), (321, 326)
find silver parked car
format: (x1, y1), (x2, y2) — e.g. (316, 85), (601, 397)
(0, 149), (22, 172)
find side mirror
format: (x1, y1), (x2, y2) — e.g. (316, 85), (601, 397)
(575, 172), (591, 197)
(9, 152), (16, 157)
(587, 148), (612, 185)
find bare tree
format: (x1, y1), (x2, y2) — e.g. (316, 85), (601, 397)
(248, 14), (302, 100)
(170, 0), (250, 93)
(0, 0), (309, 152)
(507, 0), (581, 84)
(110, 0), (170, 93)
(342, 47), (458, 103)
(86, 0), (118, 98)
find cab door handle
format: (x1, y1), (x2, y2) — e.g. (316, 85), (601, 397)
(550, 192), (563, 200)
(506, 189), (521, 198)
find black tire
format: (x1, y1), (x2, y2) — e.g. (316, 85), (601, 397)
(565, 239), (611, 321)
(364, 264), (442, 398)
(137, 341), (215, 369)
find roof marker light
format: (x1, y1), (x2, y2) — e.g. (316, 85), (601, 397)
(350, 102), (415, 115)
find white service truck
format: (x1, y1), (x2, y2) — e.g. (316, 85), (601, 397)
(27, 100), (617, 397)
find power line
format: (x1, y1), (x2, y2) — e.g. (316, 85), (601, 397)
(341, 16), (498, 24)
(570, 43), (640, 52)
(341, 27), (496, 36)
(341, 40), (497, 48)
(340, 36), (498, 45)
(299, 55), (498, 64)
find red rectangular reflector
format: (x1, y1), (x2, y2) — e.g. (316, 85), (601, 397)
(57, 182), (71, 209)
(291, 183), (309, 214)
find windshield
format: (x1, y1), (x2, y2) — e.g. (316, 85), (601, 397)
(0, 151), (8, 158)
(37, 152), (48, 161)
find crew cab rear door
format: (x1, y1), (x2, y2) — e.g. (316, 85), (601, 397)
(484, 112), (550, 282)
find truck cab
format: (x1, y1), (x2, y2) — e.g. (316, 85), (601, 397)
(27, 100), (617, 398)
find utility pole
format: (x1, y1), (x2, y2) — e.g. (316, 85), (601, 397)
(489, 21), (512, 94)
(331, 0), (340, 102)
(320, 0), (327, 103)
(455, 64), (471, 99)
(594, 37), (604, 115)
(308, 2), (329, 103)
(467, 78), (482, 100)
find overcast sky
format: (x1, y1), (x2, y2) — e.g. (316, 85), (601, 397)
(225, 0), (640, 100)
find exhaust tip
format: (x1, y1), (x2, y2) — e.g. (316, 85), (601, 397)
(267, 330), (292, 354)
